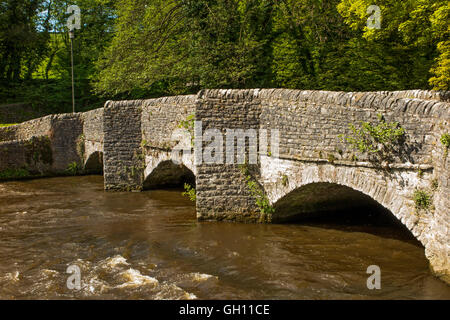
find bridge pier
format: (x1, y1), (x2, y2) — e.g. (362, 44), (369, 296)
(103, 100), (145, 191)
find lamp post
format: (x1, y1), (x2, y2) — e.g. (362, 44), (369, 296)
(69, 30), (75, 114)
(66, 5), (81, 114)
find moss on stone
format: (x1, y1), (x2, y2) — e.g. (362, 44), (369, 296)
(24, 136), (53, 165)
(0, 168), (30, 180)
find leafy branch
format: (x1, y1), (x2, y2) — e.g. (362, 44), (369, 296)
(182, 183), (196, 202)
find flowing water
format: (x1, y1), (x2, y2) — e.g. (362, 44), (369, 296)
(0, 176), (448, 300)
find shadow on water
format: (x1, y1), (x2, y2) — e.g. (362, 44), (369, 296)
(283, 204), (422, 246)
(273, 182), (422, 246)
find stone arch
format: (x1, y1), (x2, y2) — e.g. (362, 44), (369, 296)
(260, 157), (429, 246)
(143, 159), (195, 190)
(84, 151), (104, 174)
(272, 182), (397, 223)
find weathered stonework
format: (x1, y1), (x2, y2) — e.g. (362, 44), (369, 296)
(103, 100), (144, 191)
(102, 95), (196, 191)
(0, 110), (104, 179)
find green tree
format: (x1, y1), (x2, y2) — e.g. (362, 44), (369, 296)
(337, 0), (450, 90)
(0, 0), (50, 81)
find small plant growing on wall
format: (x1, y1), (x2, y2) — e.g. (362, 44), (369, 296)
(431, 179), (439, 191)
(413, 189), (432, 211)
(340, 114), (405, 163)
(440, 133), (450, 157)
(327, 154), (336, 164)
(66, 162), (81, 176)
(182, 183), (196, 202)
(240, 164), (275, 222)
(178, 114), (195, 147)
(281, 174), (289, 187)
(76, 134), (85, 160)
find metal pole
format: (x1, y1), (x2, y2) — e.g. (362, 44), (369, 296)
(70, 31), (75, 114)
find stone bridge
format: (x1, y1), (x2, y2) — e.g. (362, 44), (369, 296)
(0, 89), (448, 282)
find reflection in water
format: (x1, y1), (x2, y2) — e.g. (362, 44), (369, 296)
(0, 176), (448, 299)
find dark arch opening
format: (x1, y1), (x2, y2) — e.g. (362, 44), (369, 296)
(143, 161), (195, 190)
(84, 151), (104, 174)
(272, 182), (418, 242)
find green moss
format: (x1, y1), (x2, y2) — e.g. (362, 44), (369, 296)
(76, 134), (85, 160)
(25, 136), (53, 165)
(417, 169), (424, 178)
(0, 168), (30, 180)
(441, 133), (450, 157)
(441, 133), (450, 148)
(431, 179), (439, 191)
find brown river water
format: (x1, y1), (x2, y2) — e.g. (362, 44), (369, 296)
(0, 176), (449, 300)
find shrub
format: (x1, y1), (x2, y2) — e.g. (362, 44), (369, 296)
(66, 162), (81, 175)
(340, 114), (405, 161)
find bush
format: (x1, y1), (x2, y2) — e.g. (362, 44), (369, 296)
(340, 114), (405, 162)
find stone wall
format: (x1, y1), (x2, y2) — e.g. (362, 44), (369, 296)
(0, 109), (103, 179)
(195, 89), (263, 222)
(0, 137), (53, 177)
(141, 95), (196, 150)
(259, 89), (446, 165)
(373, 90), (450, 102)
(103, 100), (143, 190)
(0, 115), (52, 142)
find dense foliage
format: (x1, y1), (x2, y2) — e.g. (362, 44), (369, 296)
(0, 0), (449, 115)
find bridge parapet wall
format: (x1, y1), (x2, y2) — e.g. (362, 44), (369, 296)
(259, 89), (449, 165)
(0, 109), (104, 179)
(0, 114), (83, 178)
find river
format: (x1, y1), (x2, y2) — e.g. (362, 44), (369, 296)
(0, 176), (448, 299)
